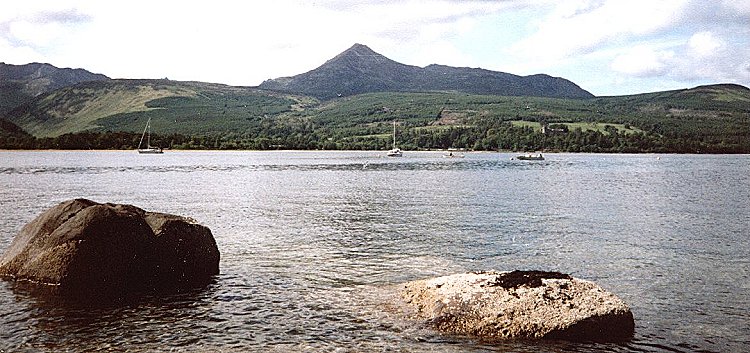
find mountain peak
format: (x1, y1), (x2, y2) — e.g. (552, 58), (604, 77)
(260, 44), (593, 100)
(347, 43), (376, 53)
(326, 43), (387, 65)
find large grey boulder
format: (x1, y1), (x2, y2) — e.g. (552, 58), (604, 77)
(0, 199), (219, 295)
(400, 271), (634, 342)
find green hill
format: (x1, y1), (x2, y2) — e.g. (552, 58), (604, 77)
(301, 85), (749, 152)
(0, 118), (35, 148)
(0, 62), (109, 116)
(6, 79), (314, 138)
(591, 84), (750, 148)
(3, 78), (749, 153)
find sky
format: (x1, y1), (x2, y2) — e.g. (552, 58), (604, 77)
(1, 0), (749, 96)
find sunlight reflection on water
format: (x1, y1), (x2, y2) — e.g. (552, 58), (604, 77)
(0, 151), (748, 352)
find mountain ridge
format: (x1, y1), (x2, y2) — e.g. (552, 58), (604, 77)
(259, 43), (594, 100)
(0, 62), (109, 115)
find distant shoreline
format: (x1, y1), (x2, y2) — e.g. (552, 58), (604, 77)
(1, 149), (748, 156)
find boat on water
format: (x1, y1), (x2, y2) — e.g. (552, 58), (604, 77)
(137, 117), (163, 154)
(516, 152), (544, 161)
(387, 120), (402, 157)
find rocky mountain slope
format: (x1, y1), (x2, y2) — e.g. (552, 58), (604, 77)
(260, 44), (593, 100)
(0, 62), (109, 115)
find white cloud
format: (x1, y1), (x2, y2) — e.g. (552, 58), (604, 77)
(687, 31), (722, 57)
(605, 28), (749, 92)
(1, 0), (748, 95)
(611, 46), (674, 76)
(500, 0), (750, 94)
(0, 38), (45, 63)
(0, 5), (91, 52)
(37, 0), (511, 84)
(509, 0), (686, 64)
(8, 20), (64, 47)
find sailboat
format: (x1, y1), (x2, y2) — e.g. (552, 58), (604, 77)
(387, 120), (402, 157)
(137, 117), (163, 154)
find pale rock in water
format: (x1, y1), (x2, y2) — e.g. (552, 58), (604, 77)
(400, 271), (635, 342)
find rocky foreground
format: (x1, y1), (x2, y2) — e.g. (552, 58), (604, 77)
(400, 271), (634, 342)
(0, 199), (219, 296)
(0, 199), (634, 343)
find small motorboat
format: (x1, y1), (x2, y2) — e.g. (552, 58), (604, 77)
(516, 152), (544, 161)
(387, 148), (403, 157)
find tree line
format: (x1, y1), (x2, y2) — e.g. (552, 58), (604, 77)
(1, 120), (748, 153)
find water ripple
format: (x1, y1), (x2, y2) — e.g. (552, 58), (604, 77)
(0, 152), (748, 352)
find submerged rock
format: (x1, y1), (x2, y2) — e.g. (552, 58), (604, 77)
(0, 199), (219, 295)
(400, 271), (634, 342)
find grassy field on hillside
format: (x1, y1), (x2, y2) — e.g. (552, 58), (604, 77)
(510, 120), (645, 135)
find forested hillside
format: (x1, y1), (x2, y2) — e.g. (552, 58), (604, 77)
(2, 79), (748, 153)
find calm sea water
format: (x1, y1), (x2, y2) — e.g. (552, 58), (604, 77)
(0, 151), (748, 352)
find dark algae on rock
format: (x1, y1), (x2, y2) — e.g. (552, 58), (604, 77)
(401, 271), (634, 342)
(481, 270), (573, 289)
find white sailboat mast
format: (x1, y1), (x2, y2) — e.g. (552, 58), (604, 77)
(138, 118), (150, 149)
(392, 120), (397, 149)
